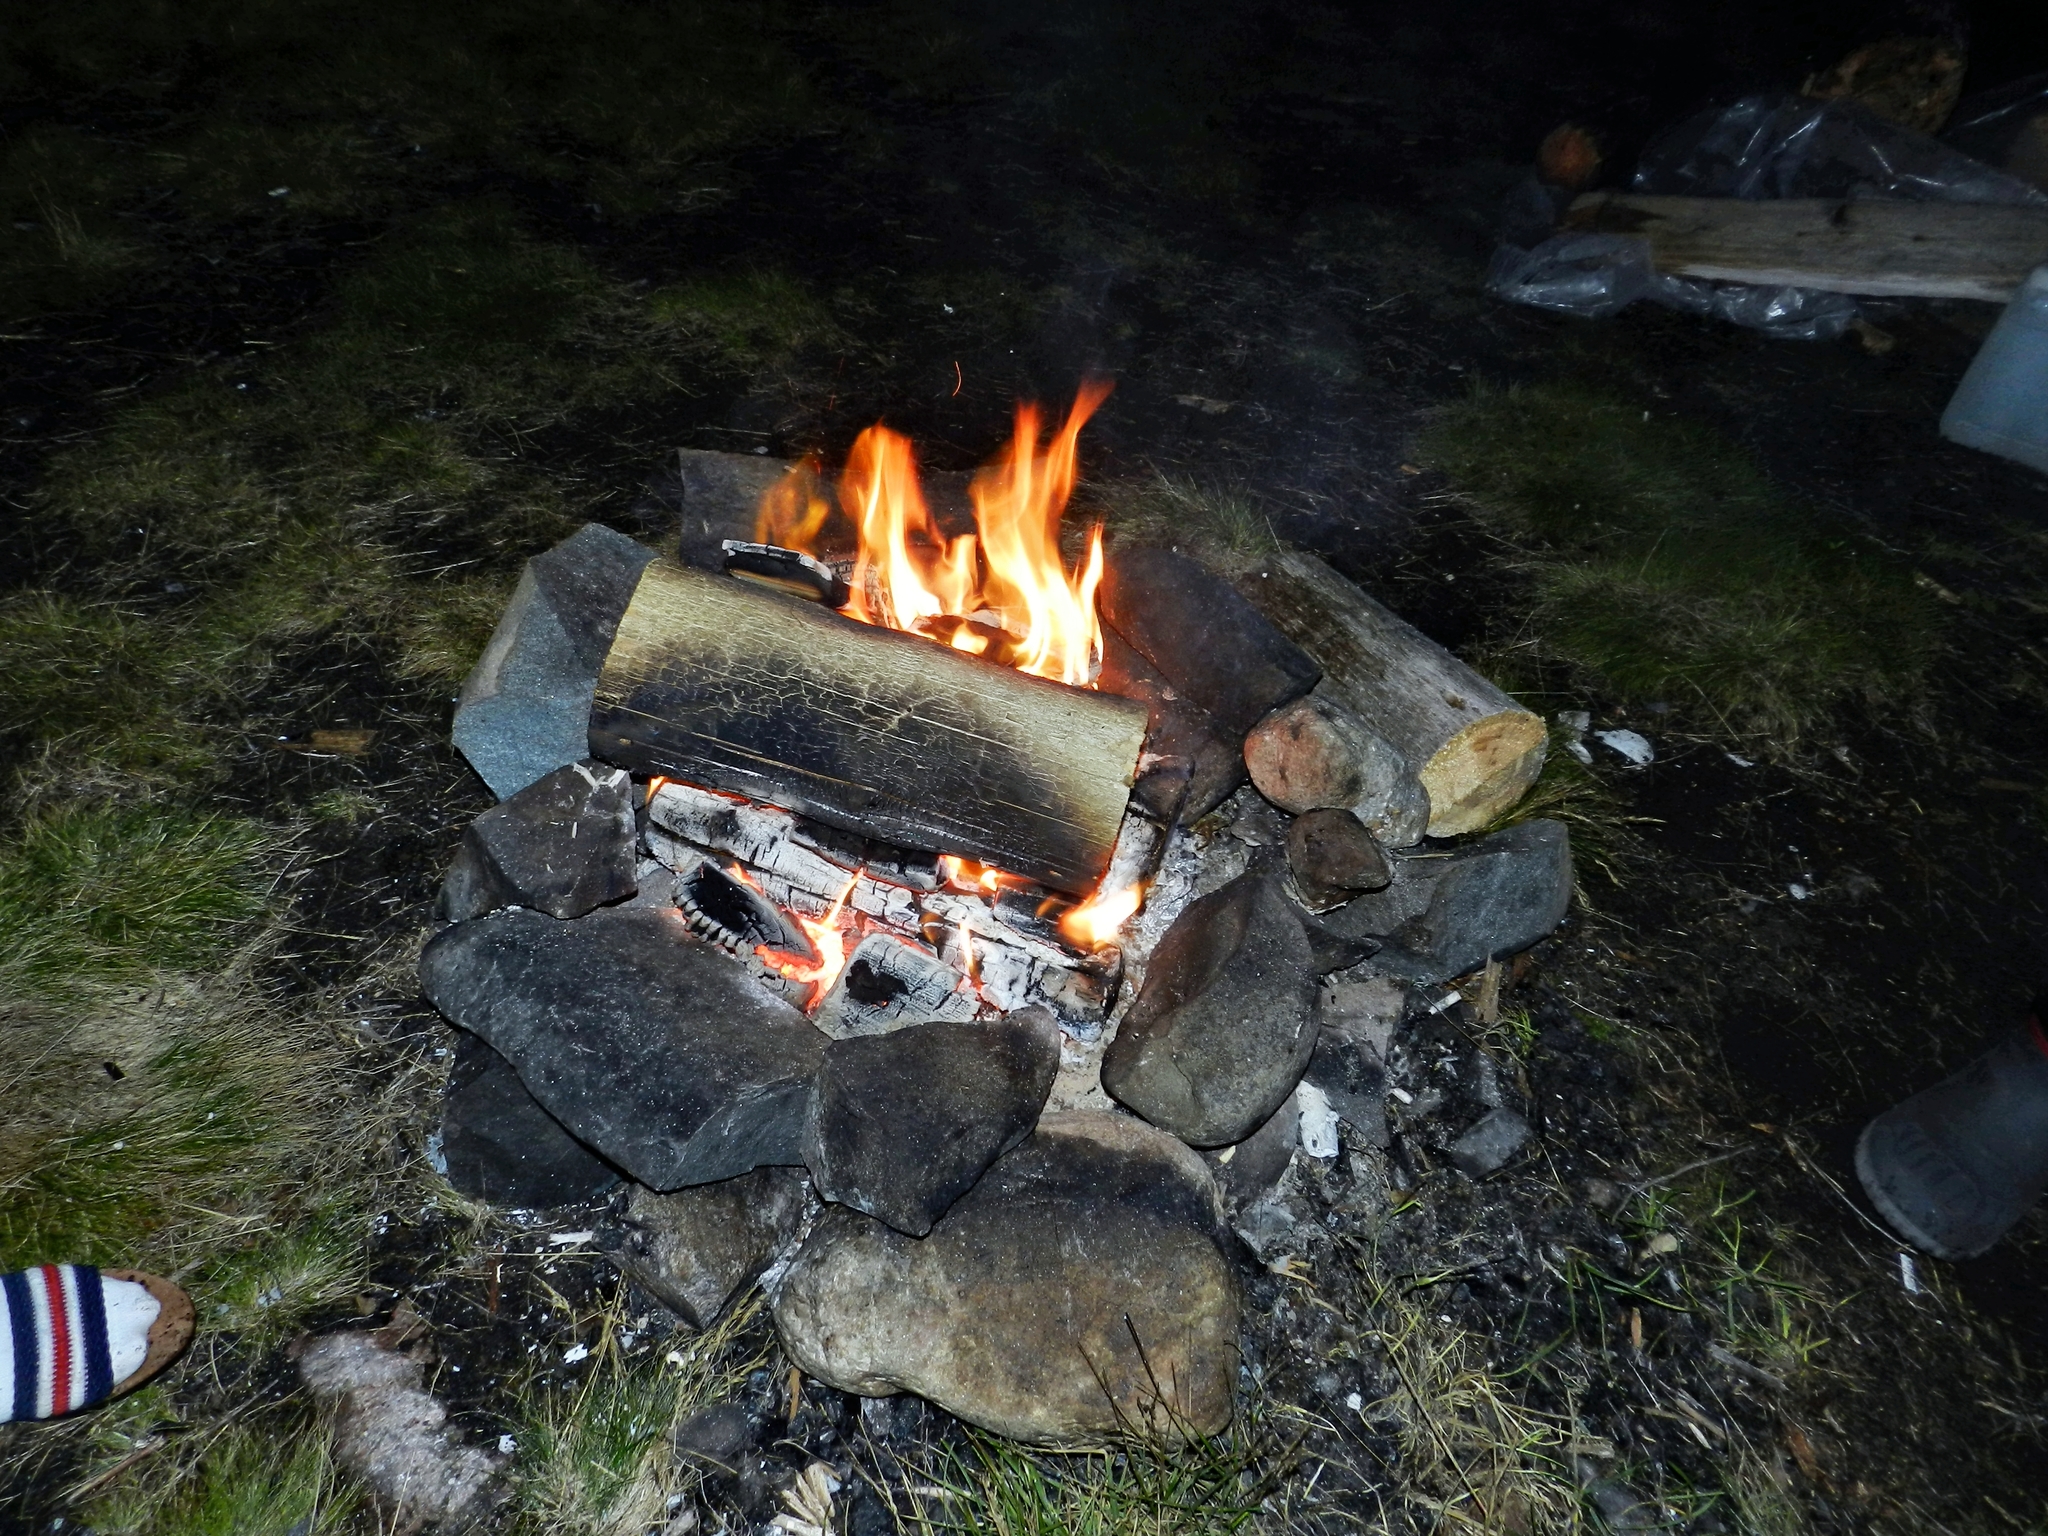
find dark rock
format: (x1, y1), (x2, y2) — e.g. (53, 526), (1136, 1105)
(419, 906), (826, 1190)
(1183, 729), (1251, 822)
(673, 450), (803, 570)
(1245, 690), (1427, 847)
(440, 1030), (618, 1207)
(1286, 807), (1391, 913)
(1303, 1028), (1391, 1150)
(1297, 915), (1380, 974)
(1098, 626), (1239, 825)
(773, 1111), (1239, 1444)
(437, 760), (637, 923)
(671, 1402), (773, 1512)
(1315, 820), (1573, 984)
(453, 524), (657, 798)
(1102, 871), (1319, 1147)
(1448, 1108), (1532, 1178)
(1100, 547), (1320, 738)
(806, 1010), (1058, 1235)
(1201, 1093), (1299, 1211)
(616, 1168), (808, 1328)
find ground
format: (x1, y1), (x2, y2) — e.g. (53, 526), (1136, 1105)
(3, 2), (2047, 1532)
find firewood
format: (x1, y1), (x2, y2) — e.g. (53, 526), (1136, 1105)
(1564, 192), (2048, 302)
(1235, 552), (1545, 838)
(592, 558), (1148, 894)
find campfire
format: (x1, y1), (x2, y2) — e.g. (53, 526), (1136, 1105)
(426, 388), (1565, 1444)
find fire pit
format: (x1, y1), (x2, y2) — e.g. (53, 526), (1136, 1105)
(421, 388), (1570, 1444)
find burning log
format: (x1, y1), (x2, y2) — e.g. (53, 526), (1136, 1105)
(1235, 552), (1545, 838)
(591, 558), (1149, 894)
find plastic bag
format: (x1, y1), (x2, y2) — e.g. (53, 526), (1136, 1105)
(1486, 91), (2048, 340)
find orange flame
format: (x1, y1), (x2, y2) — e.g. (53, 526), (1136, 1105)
(761, 384), (1113, 686)
(755, 868), (860, 1008)
(938, 854), (1021, 895)
(1060, 881), (1143, 949)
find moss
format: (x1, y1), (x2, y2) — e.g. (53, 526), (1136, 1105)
(1421, 384), (1941, 742)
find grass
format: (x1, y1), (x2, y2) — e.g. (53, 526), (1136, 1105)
(1090, 473), (1280, 562)
(896, 1422), (1273, 1536)
(514, 1296), (770, 1534)
(1420, 384), (1941, 744)
(80, 1413), (357, 1536)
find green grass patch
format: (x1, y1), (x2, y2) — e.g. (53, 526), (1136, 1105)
(648, 267), (847, 369)
(82, 1414), (357, 1536)
(0, 804), (276, 1010)
(1421, 385), (1940, 742)
(1091, 473), (1279, 562)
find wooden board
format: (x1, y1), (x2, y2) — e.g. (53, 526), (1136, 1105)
(590, 559), (1149, 894)
(1564, 192), (2048, 301)
(1235, 552), (1545, 839)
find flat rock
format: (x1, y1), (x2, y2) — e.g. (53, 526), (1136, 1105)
(1302, 1026), (1390, 1150)
(1449, 1107), (1533, 1178)
(805, 1010), (1059, 1235)
(1100, 547), (1320, 738)
(440, 1030), (619, 1207)
(1245, 688), (1429, 846)
(1314, 820), (1573, 985)
(1286, 807), (1391, 913)
(1201, 1093), (1298, 1211)
(419, 906), (825, 1190)
(453, 524), (656, 798)
(437, 760), (637, 922)
(773, 1111), (1239, 1444)
(1102, 871), (1319, 1147)
(616, 1169), (809, 1328)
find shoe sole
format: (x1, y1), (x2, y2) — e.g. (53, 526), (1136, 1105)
(1854, 1119), (1980, 1262)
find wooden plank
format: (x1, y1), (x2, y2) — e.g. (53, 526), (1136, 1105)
(1235, 552), (1545, 839)
(1564, 192), (2048, 301)
(590, 558), (1149, 894)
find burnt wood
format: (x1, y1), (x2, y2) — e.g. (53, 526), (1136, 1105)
(590, 558), (1149, 894)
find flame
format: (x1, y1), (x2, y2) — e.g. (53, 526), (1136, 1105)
(755, 868), (860, 1008)
(761, 384), (1113, 686)
(1060, 880), (1143, 949)
(938, 854), (1020, 895)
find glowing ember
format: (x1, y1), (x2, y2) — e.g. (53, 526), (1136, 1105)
(755, 383), (1112, 687)
(1059, 881), (1143, 949)
(754, 868), (860, 1007)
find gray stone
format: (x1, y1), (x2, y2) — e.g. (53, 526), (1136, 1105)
(673, 450), (811, 570)
(1102, 871), (1319, 1147)
(1303, 1027), (1391, 1150)
(419, 906), (825, 1190)
(805, 1010), (1059, 1235)
(1285, 807), (1391, 913)
(453, 524), (656, 798)
(812, 932), (979, 1038)
(440, 1030), (618, 1208)
(1100, 547), (1320, 738)
(437, 760), (637, 922)
(772, 1111), (1239, 1444)
(616, 1169), (808, 1328)
(1448, 1108), (1533, 1178)
(1315, 820), (1573, 985)
(1201, 1093), (1298, 1212)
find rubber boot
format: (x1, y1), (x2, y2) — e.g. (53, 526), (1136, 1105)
(1855, 1016), (2048, 1259)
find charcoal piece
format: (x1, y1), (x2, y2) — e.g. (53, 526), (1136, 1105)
(617, 1169), (808, 1328)
(804, 1009), (1060, 1236)
(720, 540), (849, 607)
(1303, 1028), (1391, 1150)
(440, 1031), (618, 1207)
(1101, 871), (1320, 1147)
(772, 1112), (1238, 1444)
(1201, 1092), (1299, 1212)
(1449, 1108), (1532, 1178)
(813, 932), (980, 1039)
(452, 523), (656, 799)
(419, 906), (825, 1190)
(1286, 807), (1392, 913)
(677, 860), (815, 964)
(437, 760), (637, 923)
(1099, 547), (1321, 738)
(1316, 820), (1573, 984)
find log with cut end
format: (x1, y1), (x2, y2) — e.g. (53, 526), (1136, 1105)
(591, 559), (1148, 894)
(1563, 192), (2048, 302)
(1235, 552), (1545, 838)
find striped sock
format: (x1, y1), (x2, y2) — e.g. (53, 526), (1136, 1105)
(0, 1266), (159, 1423)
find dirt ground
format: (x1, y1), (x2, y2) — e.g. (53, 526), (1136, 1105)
(5, 2), (2048, 1531)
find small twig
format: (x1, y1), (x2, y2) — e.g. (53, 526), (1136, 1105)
(1615, 1147), (1754, 1215)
